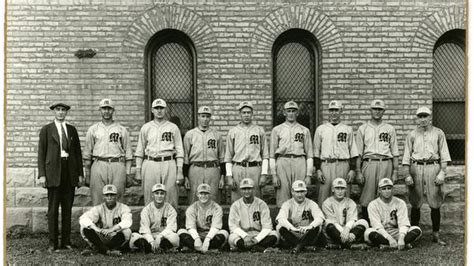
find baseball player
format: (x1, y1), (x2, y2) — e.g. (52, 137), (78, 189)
(356, 99), (399, 222)
(322, 178), (368, 249)
(129, 183), (180, 253)
(183, 106), (225, 204)
(276, 180), (325, 254)
(228, 178), (279, 252)
(402, 106), (451, 245)
(313, 100), (358, 206)
(135, 98), (184, 208)
(225, 101), (269, 203)
(79, 184), (132, 257)
(83, 98), (134, 205)
(177, 183), (229, 253)
(270, 101), (313, 207)
(365, 178), (422, 250)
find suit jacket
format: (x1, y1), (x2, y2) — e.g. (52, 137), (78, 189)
(38, 122), (84, 187)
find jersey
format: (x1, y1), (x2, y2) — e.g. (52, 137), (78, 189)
(356, 122), (399, 159)
(185, 200), (223, 234)
(276, 198), (325, 229)
(401, 126), (451, 165)
(228, 197), (272, 233)
(79, 202), (132, 230)
(139, 202), (177, 236)
(313, 122), (358, 159)
(367, 197), (410, 235)
(224, 123), (269, 163)
(183, 127), (225, 164)
(135, 120), (184, 158)
(83, 122), (133, 160)
(270, 122), (313, 158)
(322, 196), (358, 226)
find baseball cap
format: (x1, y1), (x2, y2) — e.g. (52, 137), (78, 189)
(284, 101), (299, 110)
(197, 183), (211, 193)
(99, 98), (114, 108)
(240, 178), (255, 189)
(328, 100), (343, 110)
(237, 101), (254, 111)
(292, 180), (307, 192)
(152, 98), (167, 108)
(370, 99), (386, 110)
(378, 178), (393, 188)
(152, 183), (167, 193)
(102, 184), (118, 195)
(416, 106), (431, 116)
(198, 106), (212, 115)
(49, 102), (71, 111)
(332, 178), (347, 188)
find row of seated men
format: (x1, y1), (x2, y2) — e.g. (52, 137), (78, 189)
(79, 177), (422, 256)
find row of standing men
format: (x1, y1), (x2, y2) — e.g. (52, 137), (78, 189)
(38, 97), (450, 252)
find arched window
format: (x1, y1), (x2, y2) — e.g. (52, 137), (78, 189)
(145, 29), (196, 135)
(272, 29), (320, 133)
(432, 29), (465, 164)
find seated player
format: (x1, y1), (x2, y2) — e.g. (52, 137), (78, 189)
(322, 178), (368, 249)
(178, 183), (229, 253)
(79, 184), (132, 257)
(228, 178), (279, 252)
(365, 178), (422, 250)
(129, 183), (179, 253)
(276, 180), (325, 254)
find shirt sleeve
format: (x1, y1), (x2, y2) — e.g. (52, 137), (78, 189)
(397, 200), (410, 235)
(348, 128), (359, 158)
(83, 126), (95, 160)
(321, 199), (337, 225)
(309, 201), (325, 228)
(122, 127), (133, 161)
(355, 126), (364, 157)
(207, 204), (223, 239)
(437, 130), (452, 163)
(173, 126), (184, 159)
(228, 202), (247, 238)
(368, 202), (384, 230)
(79, 206), (100, 228)
(160, 206), (178, 237)
(389, 126), (400, 157)
(275, 202), (296, 230)
(304, 128), (313, 158)
(260, 128), (270, 160)
(269, 128), (278, 159)
(139, 206), (152, 235)
(345, 200), (358, 228)
(313, 127), (321, 158)
(135, 126), (147, 158)
(217, 132), (226, 163)
(183, 132), (192, 165)
(401, 132), (414, 165)
(224, 129), (234, 163)
(118, 204), (133, 229)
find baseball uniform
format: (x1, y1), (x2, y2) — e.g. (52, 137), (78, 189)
(84, 121), (133, 205)
(135, 120), (184, 208)
(228, 197), (279, 250)
(314, 122), (359, 205)
(184, 127), (225, 204)
(270, 122), (313, 207)
(225, 123), (269, 202)
(129, 201), (179, 250)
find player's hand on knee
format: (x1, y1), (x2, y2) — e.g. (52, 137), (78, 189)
(259, 174), (267, 188)
(389, 238), (398, 249)
(219, 175), (225, 189)
(346, 170), (356, 184)
(341, 227), (351, 242)
(397, 238), (405, 250)
(272, 175), (281, 188)
(435, 171), (445, 185)
(356, 171), (364, 185)
(184, 177), (191, 190)
(348, 233), (356, 242)
(201, 238), (210, 253)
(243, 236), (254, 247)
(405, 175), (414, 186)
(151, 239), (161, 253)
(38, 176), (46, 188)
(194, 238), (203, 251)
(316, 170), (325, 184)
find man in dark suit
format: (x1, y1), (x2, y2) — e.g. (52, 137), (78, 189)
(38, 102), (84, 252)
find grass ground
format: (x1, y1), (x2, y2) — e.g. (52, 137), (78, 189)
(6, 231), (464, 265)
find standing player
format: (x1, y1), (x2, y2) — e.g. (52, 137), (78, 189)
(183, 106), (225, 204)
(83, 98), (133, 205)
(129, 184), (180, 253)
(224, 101), (269, 202)
(356, 100), (399, 222)
(365, 178), (422, 250)
(276, 180), (325, 254)
(402, 106), (451, 245)
(322, 178), (368, 249)
(135, 98), (184, 208)
(313, 100), (358, 205)
(228, 178), (279, 252)
(79, 184), (132, 257)
(270, 101), (313, 207)
(178, 183), (229, 253)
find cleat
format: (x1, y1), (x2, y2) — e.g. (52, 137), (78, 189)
(326, 243), (341, 250)
(263, 247), (280, 253)
(350, 243), (368, 250)
(106, 250), (122, 257)
(432, 233), (446, 246)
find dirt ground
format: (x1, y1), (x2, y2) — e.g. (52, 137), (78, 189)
(6, 231), (464, 265)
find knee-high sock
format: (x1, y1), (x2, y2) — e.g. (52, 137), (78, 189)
(350, 225), (366, 242)
(431, 208), (441, 232)
(83, 228), (108, 254)
(179, 233), (194, 249)
(298, 227), (320, 248)
(368, 231), (389, 246)
(209, 234), (226, 249)
(326, 224), (342, 244)
(361, 207), (369, 225)
(405, 228), (422, 244)
(160, 238), (174, 249)
(108, 232), (126, 250)
(135, 238), (152, 253)
(257, 235), (277, 248)
(279, 227), (299, 248)
(411, 208), (421, 226)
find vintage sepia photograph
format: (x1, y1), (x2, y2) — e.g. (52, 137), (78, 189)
(4, 0), (466, 264)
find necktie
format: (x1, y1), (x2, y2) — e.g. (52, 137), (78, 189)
(61, 124), (69, 152)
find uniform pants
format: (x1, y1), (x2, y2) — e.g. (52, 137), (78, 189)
(231, 165), (262, 203)
(142, 159), (178, 208)
(47, 160), (75, 248)
(188, 165), (221, 204)
(82, 228), (127, 254)
(408, 163), (444, 209)
(276, 157), (306, 207)
(228, 230), (280, 249)
(129, 232), (180, 251)
(359, 160), (393, 207)
(325, 219), (368, 245)
(318, 161), (350, 205)
(178, 230), (228, 250)
(278, 226), (321, 249)
(365, 226), (422, 246)
(90, 160), (126, 205)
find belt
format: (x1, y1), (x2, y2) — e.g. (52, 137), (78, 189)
(278, 154), (305, 158)
(234, 161), (262, 167)
(412, 160), (439, 165)
(145, 155), (175, 162)
(95, 157), (125, 163)
(322, 158), (348, 163)
(363, 158), (391, 162)
(192, 161), (219, 168)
